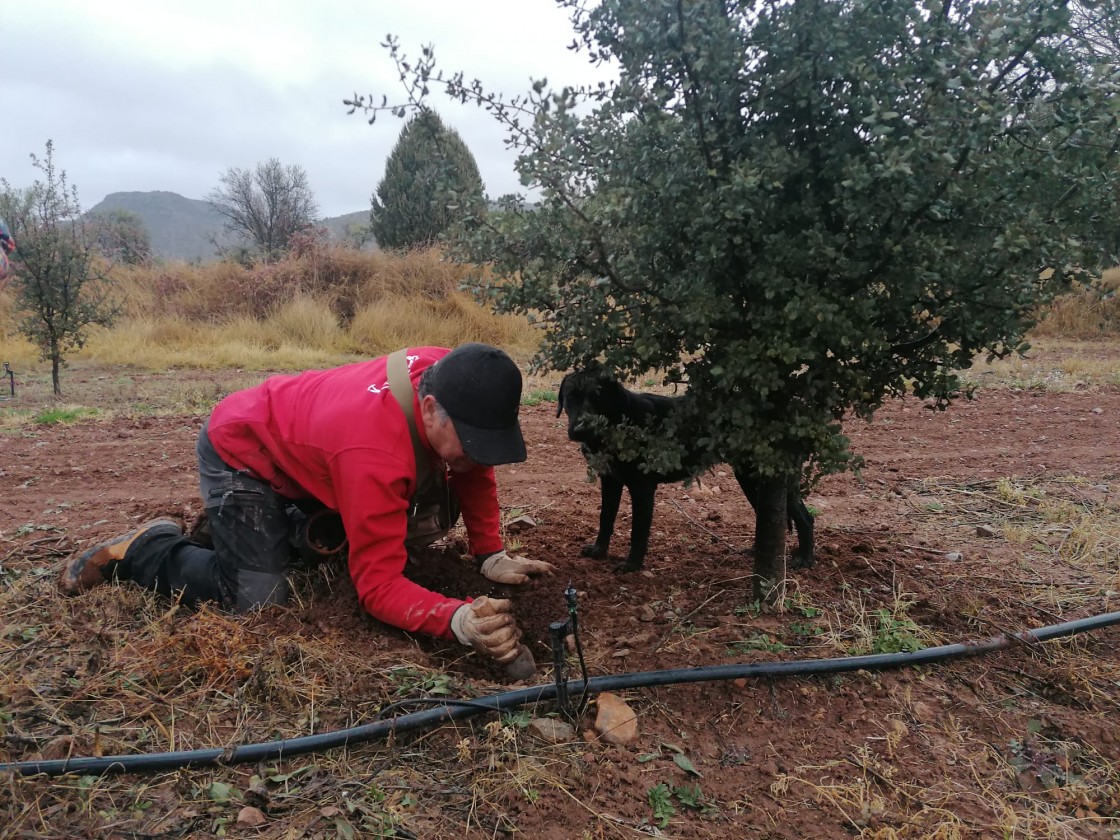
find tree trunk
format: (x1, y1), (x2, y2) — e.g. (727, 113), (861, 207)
(51, 354), (61, 396)
(752, 475), (789, 603)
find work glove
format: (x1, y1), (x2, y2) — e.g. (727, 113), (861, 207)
(478, 549), (556, 585)
(450, 596), (523, 664)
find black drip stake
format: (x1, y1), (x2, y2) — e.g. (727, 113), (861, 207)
(548, 583), (591, 722)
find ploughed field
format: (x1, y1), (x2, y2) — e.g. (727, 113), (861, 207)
(1, 365), (1119, 838)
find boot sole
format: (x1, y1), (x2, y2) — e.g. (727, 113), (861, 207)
(59, 517), (184, 595)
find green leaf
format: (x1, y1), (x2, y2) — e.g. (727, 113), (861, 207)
(673, 753), (702, 777)
(267, 763), (319, 784)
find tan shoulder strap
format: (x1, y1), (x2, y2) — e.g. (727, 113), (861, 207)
(386, 348), (432, 479)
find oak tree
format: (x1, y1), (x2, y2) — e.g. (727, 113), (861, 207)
(356, 0), (1120, 597)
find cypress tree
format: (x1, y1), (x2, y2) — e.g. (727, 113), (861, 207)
(371, 109), (485, 250)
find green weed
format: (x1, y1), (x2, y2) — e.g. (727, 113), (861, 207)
(521, 388), (557, 406)
(647, 781), (717, 827)
(647, 783), (676, 827)
(868, 608), (925, 654)
(34, 405), (99, 425)
(673, 783), (717, 815)
(727, 634), (788, 654)
(384, 666), (456, 697)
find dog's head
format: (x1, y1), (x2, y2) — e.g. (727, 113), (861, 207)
(556, 369), (629, 445)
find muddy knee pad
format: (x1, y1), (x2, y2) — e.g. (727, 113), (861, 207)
(202, 467), (292, 612)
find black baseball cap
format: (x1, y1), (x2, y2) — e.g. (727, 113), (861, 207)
(428, 343), (527, 465)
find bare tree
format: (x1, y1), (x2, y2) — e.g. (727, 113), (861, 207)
(206, 158), (319, 262)
(1069, 0), (1120, 60)
(87, 208), (152, 266)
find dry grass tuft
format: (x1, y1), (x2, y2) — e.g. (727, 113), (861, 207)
(962, 338), (1120, 390)
(0, 284), (38, 365)
(895, 475), (1120, 629)
(5, 254), (1117, 383)
(111, 246), (474, 325)
(1032, 268), (1120, 340)
(0, 545), (560, 836)
(347, 292), (539, 358)
(774, 731), (1119, 839)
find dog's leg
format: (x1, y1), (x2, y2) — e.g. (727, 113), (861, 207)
(734, 469), (761, 511)
(736, 467), (816, 569)
(617, 481), (656, 574)
(787, 488), (815, 569)
(582, 475), (624, 561)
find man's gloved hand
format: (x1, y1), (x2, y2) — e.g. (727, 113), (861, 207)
(478, 549), (556, 585)
(450, 596), (522, 663)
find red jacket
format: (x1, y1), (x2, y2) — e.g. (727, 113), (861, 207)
(206, 347), (504, 638)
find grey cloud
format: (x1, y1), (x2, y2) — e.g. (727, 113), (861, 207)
(1, 1), (611, 219)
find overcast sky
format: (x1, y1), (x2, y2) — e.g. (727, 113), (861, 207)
(1, 1), (611, 218)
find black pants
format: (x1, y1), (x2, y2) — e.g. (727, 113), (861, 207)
(116, 422), (292, 612)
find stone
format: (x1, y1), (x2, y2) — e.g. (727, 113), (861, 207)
(910, 701), (937, 723)
(976, 524), (999, 538)
(505, 514), (537, 532)
(236, 806), (268, 827)
(594, 692), (638, 745)
(528, 718), (577, 744)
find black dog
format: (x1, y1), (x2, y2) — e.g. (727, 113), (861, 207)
(557, 370), (815, 573)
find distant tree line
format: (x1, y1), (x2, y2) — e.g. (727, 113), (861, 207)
(0, 112), (489, 392)
(202, 109), (487, 262)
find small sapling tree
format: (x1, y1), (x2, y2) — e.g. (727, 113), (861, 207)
(0, 141), (120, 396)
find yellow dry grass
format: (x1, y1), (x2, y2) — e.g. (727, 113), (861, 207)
(1032, 267), (1120, 339)
(2, 254), (1117, 380)
(0, 246), (542, 374)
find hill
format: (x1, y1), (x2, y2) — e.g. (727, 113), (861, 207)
(87, 191), (228, 262)
(86, 192), (372, 262)
(319, 210), (372, 246)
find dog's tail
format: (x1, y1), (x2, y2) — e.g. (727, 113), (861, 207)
(556, 374), (569, 417)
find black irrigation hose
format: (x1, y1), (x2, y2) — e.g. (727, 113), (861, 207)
(4, 609), (1119, 778)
